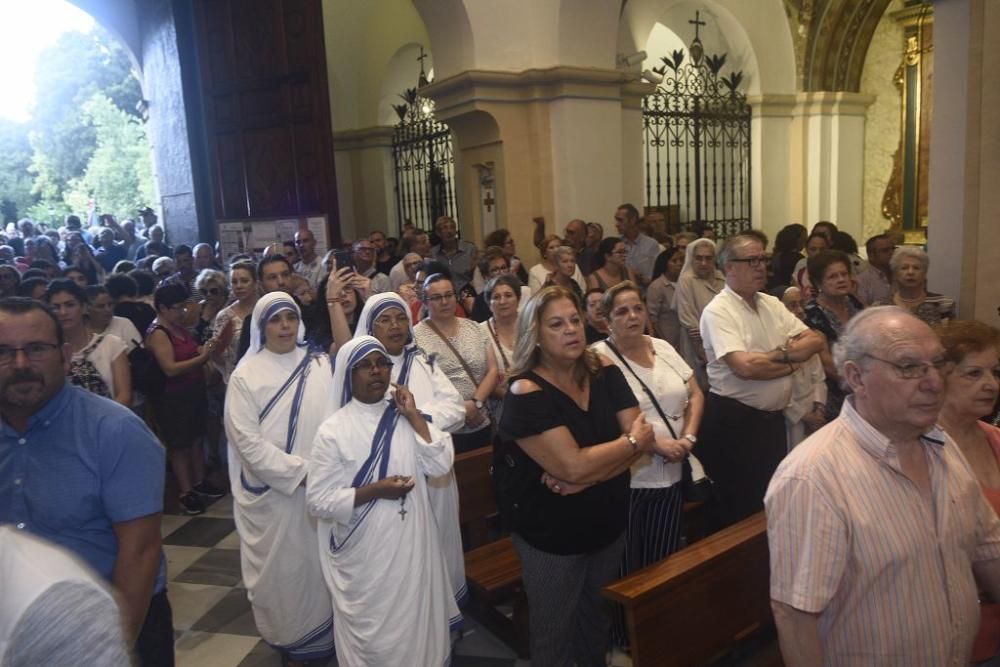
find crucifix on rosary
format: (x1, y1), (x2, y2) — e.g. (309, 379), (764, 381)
(398, 495), (408, 520)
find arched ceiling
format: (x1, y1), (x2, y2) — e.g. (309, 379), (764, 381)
(784, 0), (896, 91)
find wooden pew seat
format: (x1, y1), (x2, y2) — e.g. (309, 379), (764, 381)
(602, 512), (771, 667)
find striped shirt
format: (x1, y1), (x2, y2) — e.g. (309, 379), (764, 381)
(765, 398), (1000, 665)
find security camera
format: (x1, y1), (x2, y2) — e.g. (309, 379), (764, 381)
(617, 50), (648, 68)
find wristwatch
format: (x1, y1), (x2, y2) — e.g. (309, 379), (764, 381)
(683, 433), (698, 445)
(474, 399), (484, 410)
(624, 433), (639, 452)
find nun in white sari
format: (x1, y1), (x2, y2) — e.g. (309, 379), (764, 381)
(224, 292), (335, 663)
(308, 336), (460, 666)
(353, 292), (468, 605)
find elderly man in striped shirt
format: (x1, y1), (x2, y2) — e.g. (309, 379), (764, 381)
(765, 306), (1000, 666)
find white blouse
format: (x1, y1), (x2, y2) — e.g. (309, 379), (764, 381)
(592, 336), (692, 488)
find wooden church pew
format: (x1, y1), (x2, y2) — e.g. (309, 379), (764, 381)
(602, 512), (771, 667)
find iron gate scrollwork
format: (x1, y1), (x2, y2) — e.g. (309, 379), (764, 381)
(391, 87), (457, 232)
(643, 13), (751, 237)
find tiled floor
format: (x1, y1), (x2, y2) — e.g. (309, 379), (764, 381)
(163, 496), (524, 667)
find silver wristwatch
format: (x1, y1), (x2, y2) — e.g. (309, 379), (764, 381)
(474, 399), (484, 410)
(624, 433), (639, 452)
(683, 433), (698, 445)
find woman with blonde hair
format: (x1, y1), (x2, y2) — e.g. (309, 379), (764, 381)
(496, 285), (677, 665)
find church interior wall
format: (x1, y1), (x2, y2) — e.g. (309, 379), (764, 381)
(859, 0), (905, 243)
(322, 0), (431, 235)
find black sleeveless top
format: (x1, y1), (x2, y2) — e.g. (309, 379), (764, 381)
(496, 364), (637, 555)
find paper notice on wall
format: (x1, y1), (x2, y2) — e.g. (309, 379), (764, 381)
(275, 219), (298, 243)
(218, 222), (247, 261)
(306, 216), (329, 256)
(249, 221), (278, 252)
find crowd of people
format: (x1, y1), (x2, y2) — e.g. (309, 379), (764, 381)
(1, 203), (998, 666)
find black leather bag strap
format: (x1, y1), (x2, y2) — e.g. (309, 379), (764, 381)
(604, 339), (678, 440)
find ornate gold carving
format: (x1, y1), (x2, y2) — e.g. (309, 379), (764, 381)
(905, 35), (920, 65)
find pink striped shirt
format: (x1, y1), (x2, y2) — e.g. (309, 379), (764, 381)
(765, 398), (1000, 665)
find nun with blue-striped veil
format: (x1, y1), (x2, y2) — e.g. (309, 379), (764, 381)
(350, 292), (468, 606)
(223, 292), (335, 664)
(308, 336), (460, 667)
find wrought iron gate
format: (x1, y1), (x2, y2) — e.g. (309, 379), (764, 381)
(643, 15), (751, 237)
(391, 87), (457, 232)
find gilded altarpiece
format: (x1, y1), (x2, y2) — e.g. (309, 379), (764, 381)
(882, 1), (933, 244)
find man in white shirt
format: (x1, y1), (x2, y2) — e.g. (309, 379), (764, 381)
(615, 203), (662, 287)
(698, 233), (825, 529)
(294, 229), (324, 287)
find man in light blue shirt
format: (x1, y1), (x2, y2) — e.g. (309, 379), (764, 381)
(615, 203), (663, 288)
(0, 297), (171, 666)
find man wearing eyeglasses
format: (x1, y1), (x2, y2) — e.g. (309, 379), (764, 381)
(765, 306), (1000, 666)
(697, 233), (825, 530)
(352, 238), (391, 294)
(0, 297), (173, 666)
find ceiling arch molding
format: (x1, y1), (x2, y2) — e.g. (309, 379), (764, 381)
(787, 0), (895, 92)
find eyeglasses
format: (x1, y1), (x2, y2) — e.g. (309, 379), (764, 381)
(863, 354), (953, 379)
(204, 288), (223, 296)
(354, 247), (374, 254)
(352, 358), (394, 373)
(488, 265), (509, 276)
(373, 314), (410, 328)
(0, 342), (60, 365)
(953, 365), (1000, 382)
(729, 255), (767, 268)
(426, 292), (456, 304)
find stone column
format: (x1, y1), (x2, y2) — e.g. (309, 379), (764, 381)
(789, 92), (875, 242)
(927, 0), (1000, 322)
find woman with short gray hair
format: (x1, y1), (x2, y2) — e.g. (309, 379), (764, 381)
(886, 245), (955, 326)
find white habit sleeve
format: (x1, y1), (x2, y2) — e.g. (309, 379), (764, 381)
(307, 422), (358, 526)
(225, 375), (307, 495)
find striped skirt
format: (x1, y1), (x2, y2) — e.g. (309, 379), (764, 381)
(612, 484), (685, 648)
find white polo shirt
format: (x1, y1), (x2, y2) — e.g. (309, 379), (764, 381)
(699, 285), (808, 412)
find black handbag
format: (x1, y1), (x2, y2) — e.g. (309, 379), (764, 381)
(603, 340), (715, 503)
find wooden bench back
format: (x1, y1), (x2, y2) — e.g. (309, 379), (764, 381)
(603, 512), (771, 667)
(454, 445), (497, 545)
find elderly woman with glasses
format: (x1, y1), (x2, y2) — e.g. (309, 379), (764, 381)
(146, 282), (223, 515)
(936, 320), (1000, 665)
(193, 269), (229, 344)
(413, 273), (499, 453)
(887, 245), (956, 327)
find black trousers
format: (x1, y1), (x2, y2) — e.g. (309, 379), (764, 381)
(695, 393), (787, 531)
(135, 589), (175, 667)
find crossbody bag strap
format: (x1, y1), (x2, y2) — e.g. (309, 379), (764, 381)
(425, 319), (480, 387)
(604, 339), (678, 440)
(487, 319), (511, 372)
(425, 317), (479, 387)
(79, 334), (106, 360)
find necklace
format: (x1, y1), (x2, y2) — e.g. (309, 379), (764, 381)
(896, 291), (926, 306)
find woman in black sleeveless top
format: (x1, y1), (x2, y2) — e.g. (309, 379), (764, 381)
(497, 285), (670, 666)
